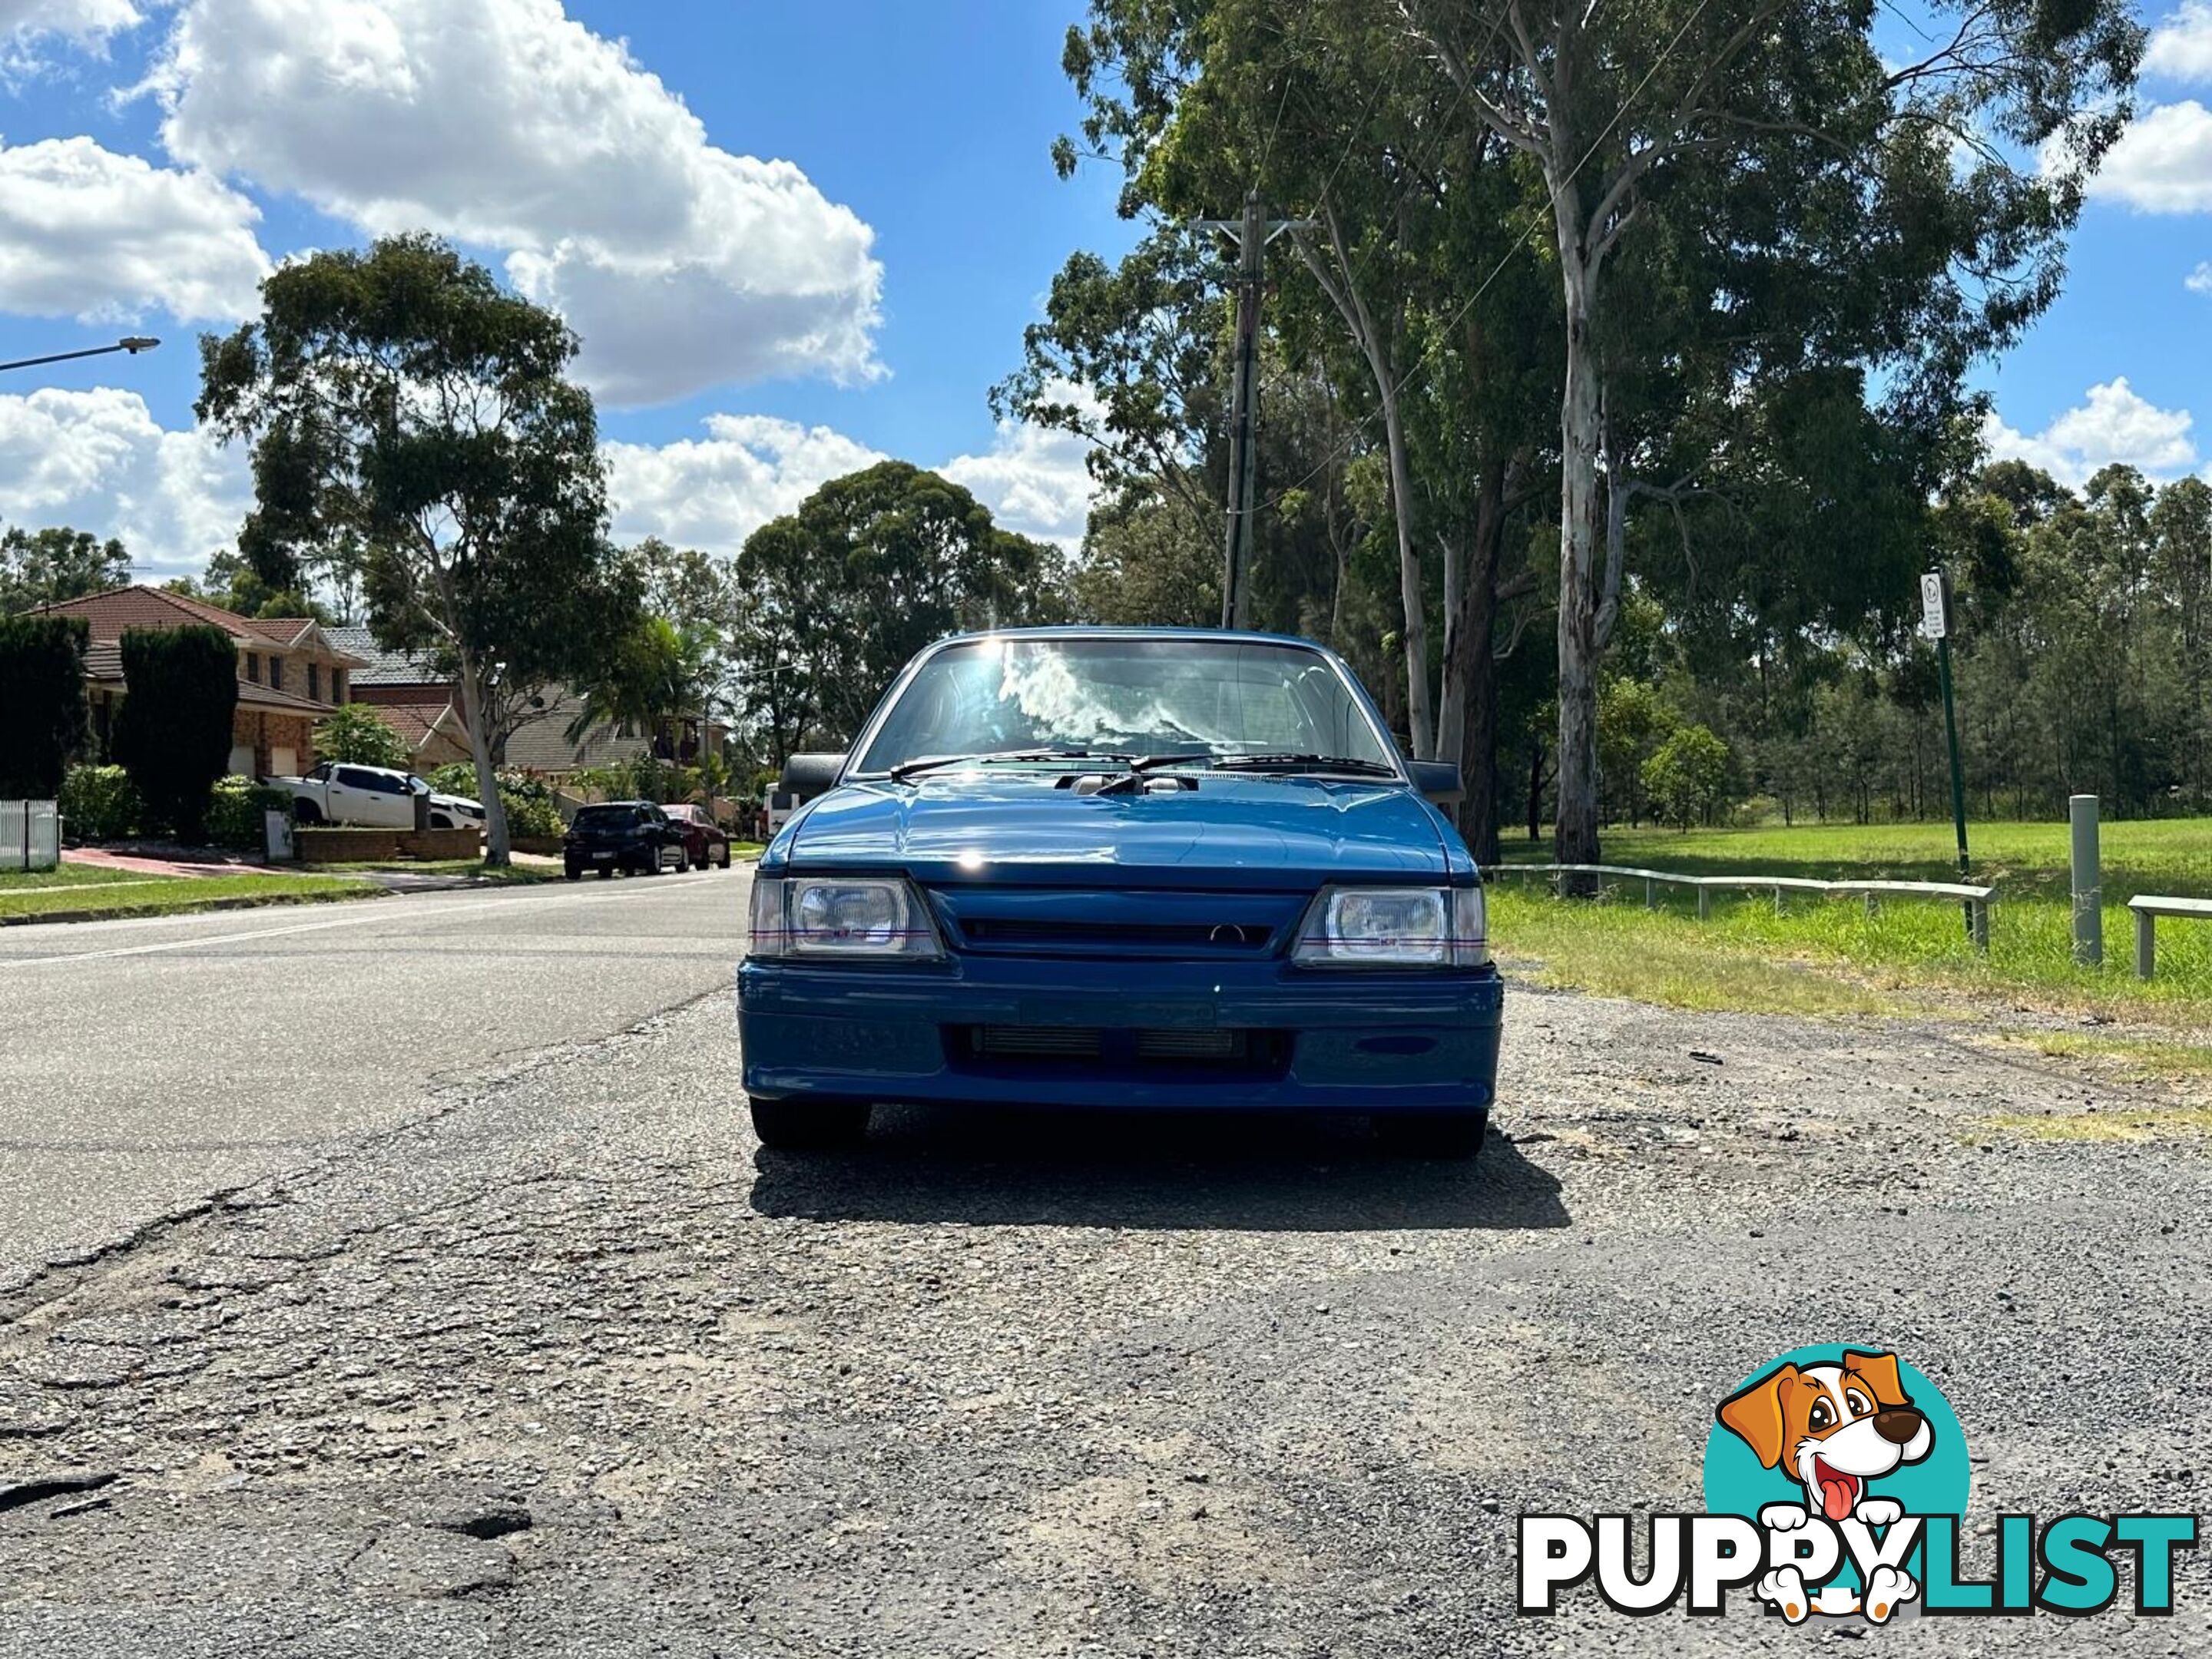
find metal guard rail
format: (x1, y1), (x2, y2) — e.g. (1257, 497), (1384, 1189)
(1482, 862), (1995, 950)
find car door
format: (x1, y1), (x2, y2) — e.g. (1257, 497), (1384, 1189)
(332, 766), (405, 827)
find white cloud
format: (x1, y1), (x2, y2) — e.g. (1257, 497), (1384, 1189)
(143, 0), (882, 406)
(2147, 1), (2212, 82)
(0, 387), (250, 578)
(2190, 261), (2212, 294)
(605, 416), (886, 559)
(0, 0), (141, 45)
(0, 136), (270, 323)
(941, 392), (1098, 549)
(608, 399), (1101, 560)
(2084, 99), (2212, 212)
(1980, 379), (2198, 487)
(0, 388), (1097, 587)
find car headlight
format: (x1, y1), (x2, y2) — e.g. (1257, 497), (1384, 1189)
(1293, 886), (1488, 967)
(748, 876), (942, 960)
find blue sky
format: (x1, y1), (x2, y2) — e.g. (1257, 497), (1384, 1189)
(0, 0), (2208, 582)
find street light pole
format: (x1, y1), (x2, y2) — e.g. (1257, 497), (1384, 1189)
(0, 337), (161, 374)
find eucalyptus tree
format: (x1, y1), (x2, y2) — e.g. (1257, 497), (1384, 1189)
(1395, 0), (2144, 866)
(197, 234), (638, 864)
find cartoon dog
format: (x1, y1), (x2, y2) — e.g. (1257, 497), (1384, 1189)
(1716, 1350), (1933, 1624)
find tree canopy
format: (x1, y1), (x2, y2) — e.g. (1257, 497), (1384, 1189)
(196, 233), (639, 863)
(1028, 0), (2146, 861)
(2, 526), (130, 614)
(730, 462), (1071, 758)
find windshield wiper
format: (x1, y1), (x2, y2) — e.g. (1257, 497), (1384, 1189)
(1204, 753), (1402, 779)
(888, 746), (1137, 782)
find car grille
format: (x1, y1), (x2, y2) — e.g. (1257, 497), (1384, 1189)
(958, 919), (1273, 951)
(952, 1025), (1290, 1077)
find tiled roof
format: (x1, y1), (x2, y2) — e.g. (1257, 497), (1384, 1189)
(41, 584), (261, 643)
(238, 679), (336, 714)
(325, 625), (449, 687)
(367, 700), (465, 748)
(38, 586), (366, 666)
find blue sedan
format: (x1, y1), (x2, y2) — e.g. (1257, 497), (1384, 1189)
(737, 628), (1503, 1157)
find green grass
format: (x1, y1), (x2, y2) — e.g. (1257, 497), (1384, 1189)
(1969, 1107), (2212, 1144)
(1486, 817), (2212, 1043)
(1502, 819), (2212, 906)
(0, 872), (375, 922)
(0, 863), (178, 892)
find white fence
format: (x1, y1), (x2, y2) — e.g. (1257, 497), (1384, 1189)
(1484, 861), (1996, 951)
(1, 800), (60, 873)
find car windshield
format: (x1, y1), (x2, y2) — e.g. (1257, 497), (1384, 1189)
(571, 806), (633, 830)
(853, 637), (1397, 777)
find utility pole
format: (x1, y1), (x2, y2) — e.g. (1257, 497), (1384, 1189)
(1196, 194), (1310, 630)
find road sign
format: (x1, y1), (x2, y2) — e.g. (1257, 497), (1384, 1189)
(1919, 570), (1951, 640)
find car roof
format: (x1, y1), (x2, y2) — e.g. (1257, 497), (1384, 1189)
(926, 625), (1329, 651)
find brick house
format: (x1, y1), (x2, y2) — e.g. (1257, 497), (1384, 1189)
(325, 624), (730, 776)
(41, 585), (366, 778)
(325, 627), (474, 767)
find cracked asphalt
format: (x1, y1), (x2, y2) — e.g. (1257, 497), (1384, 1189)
(2, 866), (2207, 1654)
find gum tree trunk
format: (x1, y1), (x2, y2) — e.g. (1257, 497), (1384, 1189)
(1552, 253), (1604, 880)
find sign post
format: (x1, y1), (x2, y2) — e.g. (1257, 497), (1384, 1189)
(1920, 571), (1972, 936)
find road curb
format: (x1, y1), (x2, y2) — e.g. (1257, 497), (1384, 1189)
(0, 889), (390, 929)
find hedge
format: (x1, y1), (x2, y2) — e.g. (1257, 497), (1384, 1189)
(0, 613), (90, 799)
(111, 624), (237, 841)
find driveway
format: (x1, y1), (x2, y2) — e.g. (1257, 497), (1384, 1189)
(1, 905), (2204, 1654)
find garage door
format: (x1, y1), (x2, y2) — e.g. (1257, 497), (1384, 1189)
(228, 744), (255, 777)
(270, 747), (296, 779)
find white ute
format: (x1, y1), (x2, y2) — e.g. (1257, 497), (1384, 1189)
(267, 761), (485, 830)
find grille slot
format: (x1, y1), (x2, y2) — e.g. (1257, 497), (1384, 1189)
(969, 1025), (1102, 1059)
(959, 919), (1272, 951)
(954, 1025), (1289, 1076)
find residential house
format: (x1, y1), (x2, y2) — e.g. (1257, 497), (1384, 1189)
(324, 624), (730, 778)
(325, 627), (473, 768)
(39, 585), (365, 778)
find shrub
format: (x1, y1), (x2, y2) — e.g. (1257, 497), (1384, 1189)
(313, 702), (411, 769)
(0, 613), (90, 798)
(426, 760), (479, 796)
(426, 761), (561, 836)
(205, 777), (296, 848)
(1642, 725), (1738, 831)
(111, 624), (237, 841)
(58, 764), (141, 842)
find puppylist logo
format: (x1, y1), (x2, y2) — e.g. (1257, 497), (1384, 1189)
(1519, 1345), (2198, 1623)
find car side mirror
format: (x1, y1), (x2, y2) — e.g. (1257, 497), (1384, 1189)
(1407, 760), (1464, 807)
(781, 753), (846, 795)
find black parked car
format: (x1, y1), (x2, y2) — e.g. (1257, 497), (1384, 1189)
(564, 800), (690, 879)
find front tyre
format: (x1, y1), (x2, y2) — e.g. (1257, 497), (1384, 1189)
(1374, 1109), (1488, 1161)
(749, 1096), (872, 1151)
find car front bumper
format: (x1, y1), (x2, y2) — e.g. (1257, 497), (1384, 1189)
(737, 955), (1503, 1113)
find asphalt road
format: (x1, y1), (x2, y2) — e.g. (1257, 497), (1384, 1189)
(1, 874), (2207, 1654)
(0, 869), (745, 1291)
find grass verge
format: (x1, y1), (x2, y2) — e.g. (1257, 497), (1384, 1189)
(1487, 876), (2212, 1068)
(0, 863), (178, 892)
(0, 873), (374, 922)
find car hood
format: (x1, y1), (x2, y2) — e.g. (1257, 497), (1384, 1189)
(779, 773), (1452, 889)
(431, 793), (482, 813)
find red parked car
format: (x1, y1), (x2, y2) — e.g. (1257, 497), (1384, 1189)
(662, 803), (733, 870)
